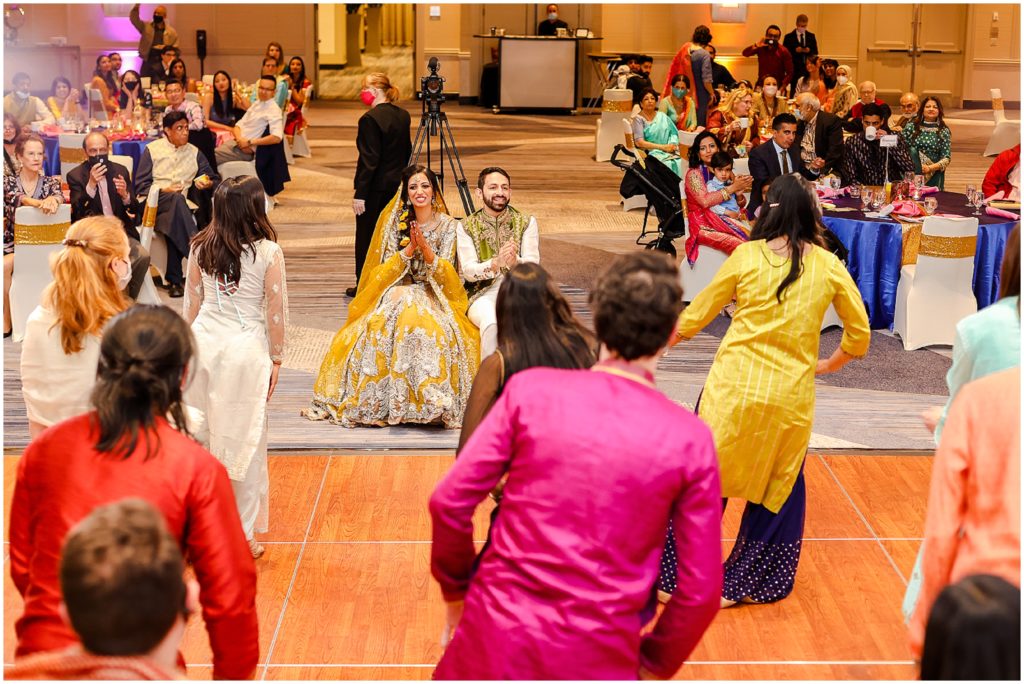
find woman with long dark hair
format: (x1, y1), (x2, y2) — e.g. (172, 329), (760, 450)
(902, 95), (952, 189)
(184, 175), (288, 559)
(265, 41), (286, 75)
(46, 77), (81, 121)
(682, 129), (752, 265)
(89, 54), (119, 115)
(668, 174), (871, 606)
(8, 305), (259, 679)
(116, 69), (143, 112)
(168, 57), (194, 92)
(306, 164), (479, 427)
(284, 56), (311, 141)
(203, 70), (248, 132)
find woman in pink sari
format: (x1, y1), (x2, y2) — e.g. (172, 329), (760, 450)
(684, 130), (752, 265)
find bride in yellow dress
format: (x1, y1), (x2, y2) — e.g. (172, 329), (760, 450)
(306, 164), (480, 427)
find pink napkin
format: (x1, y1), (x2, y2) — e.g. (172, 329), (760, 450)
(816, 186), (847, 199)
(986, 206), (1021, 221)
(891, 200), (924, 217)
(918, 186), (939, 196)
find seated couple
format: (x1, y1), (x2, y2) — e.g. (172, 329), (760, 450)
(305, 166), (539, 428)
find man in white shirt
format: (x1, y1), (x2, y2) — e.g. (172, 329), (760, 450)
(3, 73), (55, 129)
(456, 167), (541, 358)
(216, 75), (284, 165)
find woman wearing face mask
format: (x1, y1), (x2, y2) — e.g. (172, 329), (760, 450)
(117, 70), (145, 114)
(658, 74), (700, 132)
(4, 133), (64, 337)
(20, 217), (131, 437)
(348, 72), (411, 298)
(89, 54), (120, 115)
(902, 96), (952, 190)
(3, 113), (20, 175)
(46, 77), (81, 122)
(826, 64), (857, 118)
(752, 76), (789, 126)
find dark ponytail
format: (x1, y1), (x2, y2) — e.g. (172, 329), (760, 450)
(90, 305), (195, 460)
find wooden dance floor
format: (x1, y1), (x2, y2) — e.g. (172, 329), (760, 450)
(4, 101), (1008, 679)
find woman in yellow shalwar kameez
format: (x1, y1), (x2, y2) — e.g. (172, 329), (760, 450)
(306, 165), (480, 428)
(668, 174), (871, 607)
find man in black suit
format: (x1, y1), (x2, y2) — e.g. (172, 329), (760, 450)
(350, 87), (412, 297)
(747, 113), (817, 216)
(537, 3), (570, 36)
(793, 92), (844, 178)
(783, 14), (818, 97)
(67, 131), (151, 300)
(707, 45), (737, 92)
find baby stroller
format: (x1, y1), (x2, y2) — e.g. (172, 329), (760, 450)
(611, 144), (685, 257)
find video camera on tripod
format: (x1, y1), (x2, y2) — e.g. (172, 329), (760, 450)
(410, 57), (474, 216)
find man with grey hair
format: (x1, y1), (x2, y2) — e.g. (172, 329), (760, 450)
(793, 92), (844, 176)
(844, 80), (892, 133)
(889, 92), (920, 133)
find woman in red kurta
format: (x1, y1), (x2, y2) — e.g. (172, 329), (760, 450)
(8, 305), (259, 681)
(982, 143), (1020, 199)
(683, 130), (752, 265)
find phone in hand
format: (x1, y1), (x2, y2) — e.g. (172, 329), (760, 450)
(88, 153), (110, 169)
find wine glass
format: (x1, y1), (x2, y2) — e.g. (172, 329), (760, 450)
(903, 171), (915, 185)
(870, 191), (884, 212)
(861, 187), (873, 211)
(965, 183), (976, 206)
(972, 189), (985, 215)
(829, 176), (841, 191)
(913, 174), (925, 200)
(849, 184), (861, 200)
(924, 196), (938, 215)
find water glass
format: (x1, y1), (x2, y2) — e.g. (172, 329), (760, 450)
(849, 184), (861, 199)
(913, 174), (925, 199)
(861, 188), (874, 211)
(903, 171), (915, 185)
(870, 192), (884, 211)
(829, 176), (841, 191)
(923, 197), (938, 215)
(972, 189), (985, 215)
(965, 184), (976, 206)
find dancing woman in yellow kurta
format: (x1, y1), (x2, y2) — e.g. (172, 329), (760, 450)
(673, 175), (871, 606)
(306, 165), (480, 428)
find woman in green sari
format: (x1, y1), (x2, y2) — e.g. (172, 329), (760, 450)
(658, 74), (700, 133)
(632, 87), (683, 177)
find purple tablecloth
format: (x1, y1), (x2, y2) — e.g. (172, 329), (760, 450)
(822, 191), (1018, 329)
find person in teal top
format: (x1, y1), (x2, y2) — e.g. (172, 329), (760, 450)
(901, 96), (951, 190)
(904, 225), (1020, 624)
(658, 74), (699, 133)
(251, 56), (289, 110)
(632, 87), (683, 177)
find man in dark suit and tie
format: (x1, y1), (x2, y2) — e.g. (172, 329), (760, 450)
(67, 131), (151, 300)
(793, 92), (845, 178)
(747, 113), (817, 216)
(783, 15), (818, 98)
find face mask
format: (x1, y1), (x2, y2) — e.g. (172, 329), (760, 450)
(763, 85), (778, 97)
(14, 90), (29, 100)
(548, 12), (558, 21)
(792, 109), (803, 121)
(123, 80), (138, 90)
(672, 87), (687, 99)
(864, 125), (878, 141)
(837, 75), (848, 85)
(154, 16), (164, 25)
(113, 258), (132, 291)
(360, 89), (377, 107)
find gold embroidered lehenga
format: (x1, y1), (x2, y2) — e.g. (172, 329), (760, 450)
(306, 193), (480, 428)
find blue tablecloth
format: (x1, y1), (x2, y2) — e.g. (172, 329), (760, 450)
(822, 191), (1018, 330)
(43, 136), (156, 177)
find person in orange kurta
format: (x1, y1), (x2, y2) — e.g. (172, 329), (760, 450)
(908, 366), (1021, 658)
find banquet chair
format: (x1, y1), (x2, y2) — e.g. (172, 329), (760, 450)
(620, 117), (649, 212)
(86, 88), (109, 121)
(109, 153), (133, 179)
(820, 304), (843, 331)
(679, 243), (729, 303)
(983, 88), (1021, 157)
(58, 133), (87, 179)
(732, 156), (752, 206)
(137, 185), (170, 304)
(9, 205), (72, 342)
(893, 216), (979, 350)
(218, 160), (258, 180)
(290, 85), (313, 158)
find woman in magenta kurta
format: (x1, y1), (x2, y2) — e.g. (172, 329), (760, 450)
(430, 252), (723, 680)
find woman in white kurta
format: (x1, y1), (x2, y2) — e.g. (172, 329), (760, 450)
(183, 176), (287, 559)
(20, 216), (130, 438)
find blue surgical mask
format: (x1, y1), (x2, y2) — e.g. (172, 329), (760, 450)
(672, 87), (687, 99)
(548, 12), (558, 21)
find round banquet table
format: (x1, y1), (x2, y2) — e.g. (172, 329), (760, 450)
(43, 134), (158, 178)
(821, 191), (1019, 330)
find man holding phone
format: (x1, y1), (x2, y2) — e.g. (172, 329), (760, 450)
(67, 132), (151, 300)
(741, 25), (794, 91)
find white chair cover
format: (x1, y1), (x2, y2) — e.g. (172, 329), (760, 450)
(679, 241), (729, 303)
(58, 133), (87, 179)
(87, 88), (109, 121)
(218, 160), (258, 180)
(10, 205), (72, 342)
(291, 85), (313, 158)
(109, 153), (133, 179)
(984, 88), (1021, 157)
(894, 216), (979, 350)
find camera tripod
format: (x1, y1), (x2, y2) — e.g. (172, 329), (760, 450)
(410, 60), (475, 216)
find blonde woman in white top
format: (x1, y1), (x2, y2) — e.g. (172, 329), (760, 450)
(20, 216), (131, 438)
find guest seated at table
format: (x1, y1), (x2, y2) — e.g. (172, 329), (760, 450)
(839, 103), (915, 187)
(153, 45), (178, 82)
(216, 75), (284, 167)
(632, 87), (683, 177)
(793, 54), (828, 105)
(67, 132), (150, 300)
(265, 41), (287, 76)
(252, 57), (290, 110)
(683, 130), (752, 264)
(117, 70), (146, 116)
(3, 73), (55, 129)
(844, 81), (892, 133)
(89, 54), (120, 116)
(3, 133), (63, 337)
(982, 143), (1020, 200)
(624, 54), (655, 106)
(794, 92), (844, 177)
(707, 45), (737, 94)
(820, 58), (838, 93)
(169, 58), (198, 94)
(825, 64), (857, 118)
(284, 56), (311, 143)
(108, 52), (123, 89)
(889, 92), (920, 133)
(902, 96), (951, 190)
(162, 79), (204, 130)
(752, 76), (789, 126)
(3, 114), (19, 175)
(748, 113), (817, 216)
(707, 86), (762, 158)
(135, 111), (218, 298)
(658, 74), (700, 132)
(203, 70), (249, 132)
(46, 77), (81, 122)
